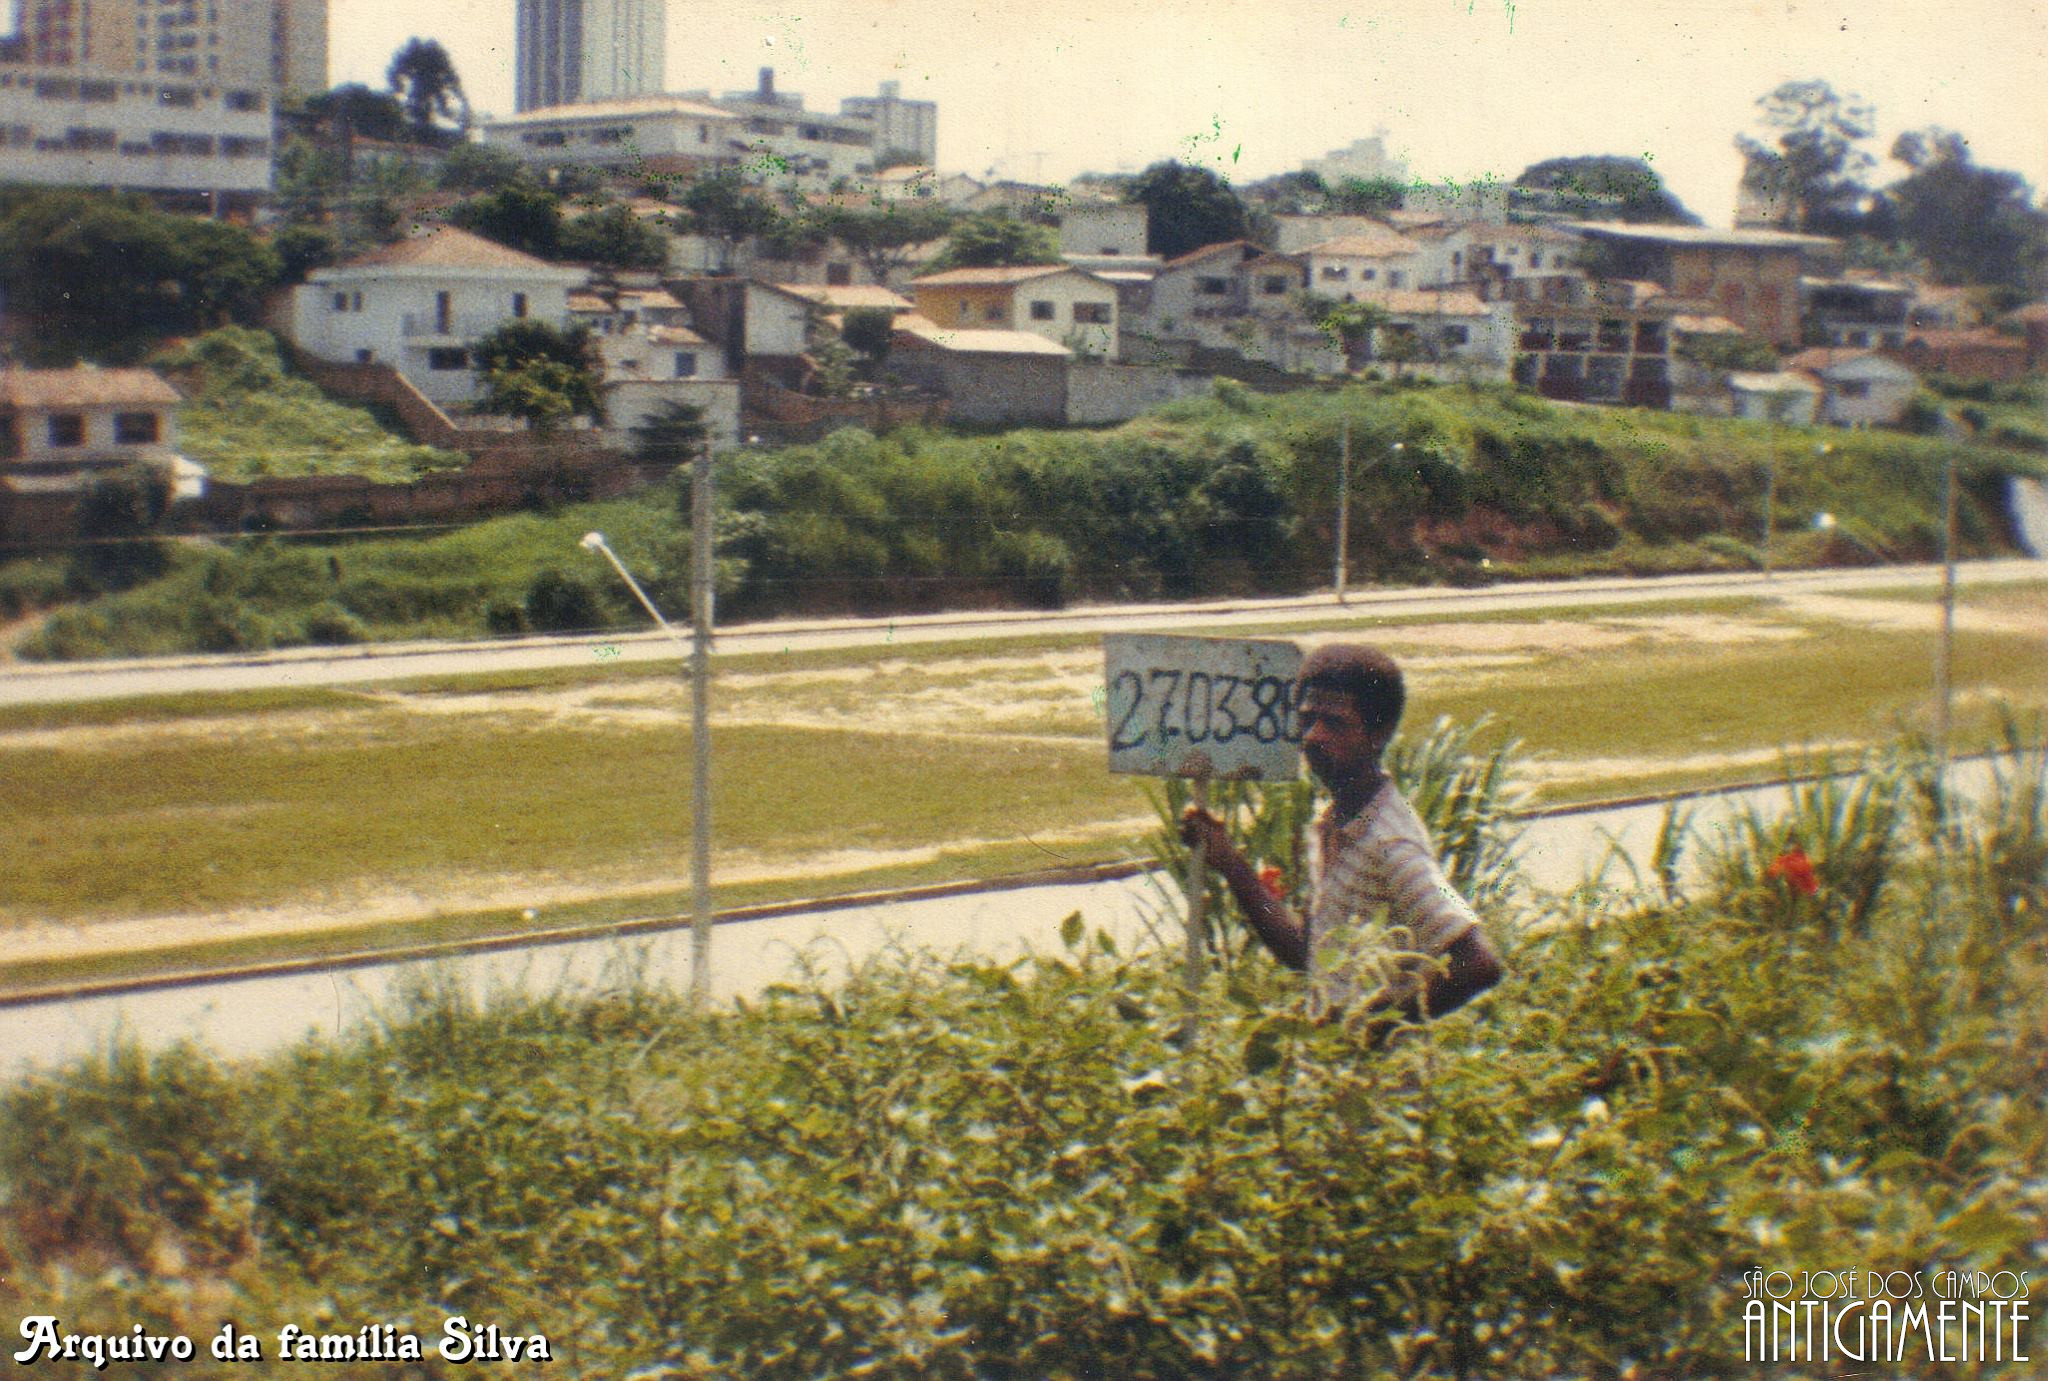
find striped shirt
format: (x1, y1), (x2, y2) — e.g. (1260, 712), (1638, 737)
(1303, 783), (1482, 1014)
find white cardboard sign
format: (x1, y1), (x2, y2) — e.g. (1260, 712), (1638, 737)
(1103, 634), (1304, 780)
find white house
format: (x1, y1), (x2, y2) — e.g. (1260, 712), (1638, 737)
(290, 227), (589, 408)
(908, 265), (1120, 359)
(1302, 230), (1427, 298)
(1058, 201), (1149, 258)
(1782, 349), (1918, 427)
(1727, 371), (1822, 425)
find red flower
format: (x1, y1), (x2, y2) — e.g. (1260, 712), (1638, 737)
(1257, 866), (1287, 902)
(1766, 847), (1819, 896)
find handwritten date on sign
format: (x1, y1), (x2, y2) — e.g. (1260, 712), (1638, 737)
(1103, 634), (1304, 781)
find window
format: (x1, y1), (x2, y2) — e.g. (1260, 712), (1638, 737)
(48, 414), (86, 447)
(1320, 266), (1348, 281)
(1261, 276), (1289, 295)
(512, 293), (529, 319)
(114, 412), (160, 444)
(1634, 321), (1667, 353)
(351, 292), (363, 312)
(1195, 276), (1229, 296)
(825, 262), (852, 286)
(332, 291), (349, 312)
(427, 348), (469, 371)
(435, 292), (452, 334)
(1361, 269), (1377, 282)
(1029, 300), (1055, 321)
(1556, 319), (1593, 352)
(1530, 252), (1544, 270)
(1072, 302), (1111, 325)
(983, 304), (1004, 323)
(1388, 271), (1406, 289)
(1838, 380), (1871, 399)
(1442, 325), (1470, 347)
(1596, 319), (1629, 352)
(673, 352), (697, 378)
(1519, 316), (1555, 351)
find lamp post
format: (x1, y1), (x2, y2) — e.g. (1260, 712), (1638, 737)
(583, 510), (716, 1005)
(1335, 428), (1399, 602)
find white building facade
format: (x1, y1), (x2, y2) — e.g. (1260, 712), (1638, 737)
(0, 64), (273, 205)
(290, 228), (588, 408)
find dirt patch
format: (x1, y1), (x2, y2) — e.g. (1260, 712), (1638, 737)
(1782, 593), (2048, 639)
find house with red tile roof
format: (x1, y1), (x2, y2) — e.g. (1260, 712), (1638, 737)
(907, 264), (1120, 359)
(288, 226), (589, 407)
(0, 364), (202, 498)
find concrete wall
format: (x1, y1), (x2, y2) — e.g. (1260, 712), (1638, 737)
(891, 346), (1065, 426)
(1064, 363), (1212, 425)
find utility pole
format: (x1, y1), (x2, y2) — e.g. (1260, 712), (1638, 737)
(1334, 421), (1351, 602)
(583, 508), (717, 1005)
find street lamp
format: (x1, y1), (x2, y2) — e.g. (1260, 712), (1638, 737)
(584, 511), (716, 1005)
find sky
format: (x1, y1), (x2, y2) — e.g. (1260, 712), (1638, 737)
(329, 0), (2048, 228)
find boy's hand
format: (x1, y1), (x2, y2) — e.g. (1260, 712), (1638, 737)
(1179, 807), (1236, 870)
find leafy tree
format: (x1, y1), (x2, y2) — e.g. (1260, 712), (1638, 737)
(629, 401), (709, 467)
(271, 223), (341, 283)
(1735, 79), (1876, 234)
(301, 83), (408, 145)
(559, 204), (670, 271)
(821, 202), (956, 283)
(839, 307), (897, 375)
(680, 170), (785, 259)
(0, 189), (280, 363)
(1879, 128), (2048, 295)
(923, 211), (1059, 272)
(472, 320), (604, 434)
(439, 142), (528, 194)
(386, 38), (468, 144)
(1306, 295), (1390, 364)
(72, 462), (174, 591)
(1126, 160), (1249, 259)
(1327, 175), (1407, 217)
(1677, 331), (1780, 374)
(1515, 155), (1697, 224)
(447, 183), (564, 259)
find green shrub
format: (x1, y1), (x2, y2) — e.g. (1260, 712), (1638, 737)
(523, 566), (607, 633)
(301, 601), (369, 645)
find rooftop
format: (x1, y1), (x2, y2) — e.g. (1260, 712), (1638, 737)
(0, 365), (181, 410)
(1569, 222), (1839, 251)
(775, 283), (915, 311)
(486, 94), (732, 126)
(911, 264), (1090, 288)
(329, 226), (576, 276)
(896, 320), (1071, 356)
(1304, 232), (1421, 258)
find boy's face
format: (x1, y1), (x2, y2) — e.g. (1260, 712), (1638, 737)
(1298, 687), (1381, 792)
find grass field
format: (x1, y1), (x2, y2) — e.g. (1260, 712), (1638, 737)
(2, 582), (2041, 990)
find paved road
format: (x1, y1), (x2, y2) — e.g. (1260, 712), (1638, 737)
(0, 560), (2039, 706)
(0, 758), (2003, 1076)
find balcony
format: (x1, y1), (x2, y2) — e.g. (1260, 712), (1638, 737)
(401, 312), (508, 340)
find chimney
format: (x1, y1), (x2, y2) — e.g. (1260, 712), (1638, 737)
(758, 68), (774, 100)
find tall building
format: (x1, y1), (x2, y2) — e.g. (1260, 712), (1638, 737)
(5, 0), (327, 96)
(839, 80), (936, 167)
(516, 0), (664, 113)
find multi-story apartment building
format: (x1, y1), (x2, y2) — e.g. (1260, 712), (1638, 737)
(8, 0), (325, 96)
(838, 79), (935, 166)
(0, 64), (275, 210)
(515, 0), (665, 113)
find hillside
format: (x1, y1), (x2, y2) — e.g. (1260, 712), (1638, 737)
(151, 328), (467, 484)
(9, 374), (2044, 660)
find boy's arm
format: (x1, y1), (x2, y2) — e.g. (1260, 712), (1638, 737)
(1179, 807), (1308, 970)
